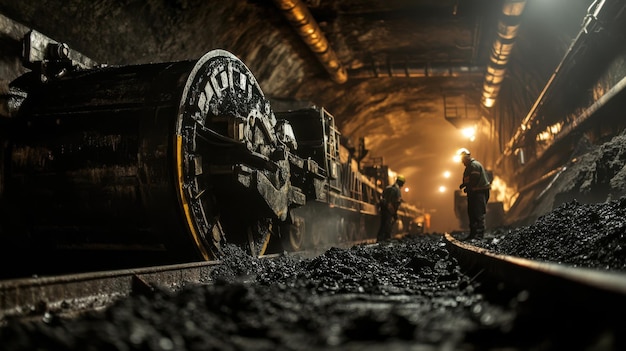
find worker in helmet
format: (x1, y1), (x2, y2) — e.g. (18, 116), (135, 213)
(457, 149), (491, 240)
(377, 174), (405, 242)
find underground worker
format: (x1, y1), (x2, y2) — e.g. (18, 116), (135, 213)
(457, 149), (490, 240)
(377, 174), (405, 242)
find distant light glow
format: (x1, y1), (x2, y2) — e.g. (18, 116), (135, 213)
(536, 122), (563, 142)
(443, 171), (451, 178)
(404, 187), (409, 193)
(438, 186), (446, 193)
(461, 126), (475, 139)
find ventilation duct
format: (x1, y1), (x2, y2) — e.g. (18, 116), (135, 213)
(481, 0), (527, 109)
(272, 0), (348, 84)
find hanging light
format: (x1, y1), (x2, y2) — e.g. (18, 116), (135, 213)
(461, 126), (476, 139)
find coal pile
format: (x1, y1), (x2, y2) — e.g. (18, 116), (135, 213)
(480, 198), (626, 272)
(3, 233), (622, 350)
(0, 235), (525, 351)
(513, 131), (626, 227)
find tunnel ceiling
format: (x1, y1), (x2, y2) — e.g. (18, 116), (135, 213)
(0, 0), (593, 227)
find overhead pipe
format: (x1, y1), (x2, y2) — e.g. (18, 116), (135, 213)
(348, 60), (485, 79)
(481, 0), (527, 109)
(272, 0), (348, 84)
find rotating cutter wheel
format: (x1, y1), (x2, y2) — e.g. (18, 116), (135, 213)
(175, 50), (294, 258)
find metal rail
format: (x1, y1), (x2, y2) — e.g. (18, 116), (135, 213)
(0, 250), (314, 324)
(0, 260), (222, 324)
(445, 233), (626, 315)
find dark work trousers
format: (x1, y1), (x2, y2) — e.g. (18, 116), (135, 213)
(377, 206), (395, 241)
(467, 189), (489, 238)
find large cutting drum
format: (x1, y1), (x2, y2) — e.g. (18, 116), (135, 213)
(0, 49), (296, 261)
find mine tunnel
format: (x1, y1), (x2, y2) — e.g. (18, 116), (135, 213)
(1, 1), (626, 350)
(1, 0), (626, 234)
